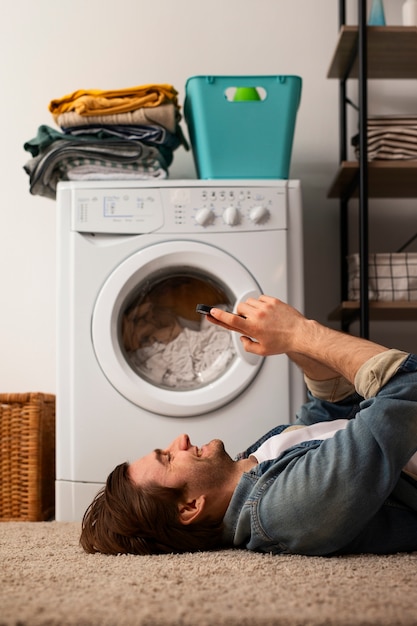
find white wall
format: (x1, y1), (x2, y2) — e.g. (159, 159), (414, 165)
(0, 0), (415, 393)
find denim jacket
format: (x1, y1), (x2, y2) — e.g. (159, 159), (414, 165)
(222, 354), (417, 556)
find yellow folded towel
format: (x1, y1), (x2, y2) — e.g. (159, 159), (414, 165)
(49, 84), (178, 118)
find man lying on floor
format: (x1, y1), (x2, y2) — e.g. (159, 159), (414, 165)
(80, 296), (417, 556)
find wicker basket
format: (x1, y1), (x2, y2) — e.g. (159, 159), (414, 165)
(0, 393), (55, 521)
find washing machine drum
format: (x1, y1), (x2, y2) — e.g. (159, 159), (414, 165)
(92, 240), (264, 417)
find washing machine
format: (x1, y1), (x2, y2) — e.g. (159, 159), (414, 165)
(56, 179), (304, 521)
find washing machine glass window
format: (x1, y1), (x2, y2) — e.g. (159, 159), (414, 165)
(92, 239), (263, 417)
(121, 269), (236, 390)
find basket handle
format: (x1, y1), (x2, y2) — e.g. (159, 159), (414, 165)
(224, 86), (267, 102)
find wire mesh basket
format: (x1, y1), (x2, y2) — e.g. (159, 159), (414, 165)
(348, 253), (417, 301)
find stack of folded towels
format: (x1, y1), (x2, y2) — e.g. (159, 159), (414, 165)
(23, 83), (188, 199)
(352, 115), (417, 161)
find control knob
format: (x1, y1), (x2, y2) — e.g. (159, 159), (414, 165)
(249, 205), (270, 224)
(195, 207), (214, 226)
(222, 206), (240, 226)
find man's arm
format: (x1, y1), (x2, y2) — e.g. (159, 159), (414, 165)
(286, 352), (341, 381)
(208, 296), (388, 386)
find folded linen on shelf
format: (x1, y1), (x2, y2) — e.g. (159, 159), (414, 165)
(352, 115), (417, 160)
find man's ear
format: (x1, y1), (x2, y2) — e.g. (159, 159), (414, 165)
(178, 495), (206, 525)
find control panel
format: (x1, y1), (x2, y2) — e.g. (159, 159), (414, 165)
(72, 184), (287, 234)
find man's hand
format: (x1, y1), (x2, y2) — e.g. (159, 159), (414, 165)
(208, 296), (307, 356)
(208, 295), (388, 385)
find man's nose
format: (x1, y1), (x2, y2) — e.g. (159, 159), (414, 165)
(174, 433), (190, 451)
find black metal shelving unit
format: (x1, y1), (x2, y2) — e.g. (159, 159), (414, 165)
(327, 0), (417, 337)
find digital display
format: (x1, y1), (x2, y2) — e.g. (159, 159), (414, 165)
(103, 195), (144, 218)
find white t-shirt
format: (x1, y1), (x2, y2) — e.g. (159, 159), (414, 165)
(252, 419), (417, 479)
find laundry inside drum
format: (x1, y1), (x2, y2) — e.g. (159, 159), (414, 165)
(120, 270), (237, 390)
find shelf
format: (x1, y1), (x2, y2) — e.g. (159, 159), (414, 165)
(328, 161), (417, 198)
(328, 19), (417, 334)
(328, 26), (417, 79)
(328, 301), (417, 324)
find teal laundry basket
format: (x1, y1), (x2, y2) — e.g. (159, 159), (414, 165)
(184, 75), (302, 179)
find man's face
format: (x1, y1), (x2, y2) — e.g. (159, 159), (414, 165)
(128, 433), (235, 500)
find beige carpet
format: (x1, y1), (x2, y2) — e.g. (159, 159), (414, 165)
(1, 522), (417, 626)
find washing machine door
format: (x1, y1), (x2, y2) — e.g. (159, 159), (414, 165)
(92, 240), (263, 416)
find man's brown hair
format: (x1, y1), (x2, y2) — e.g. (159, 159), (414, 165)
(80, 462), (224, 555)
